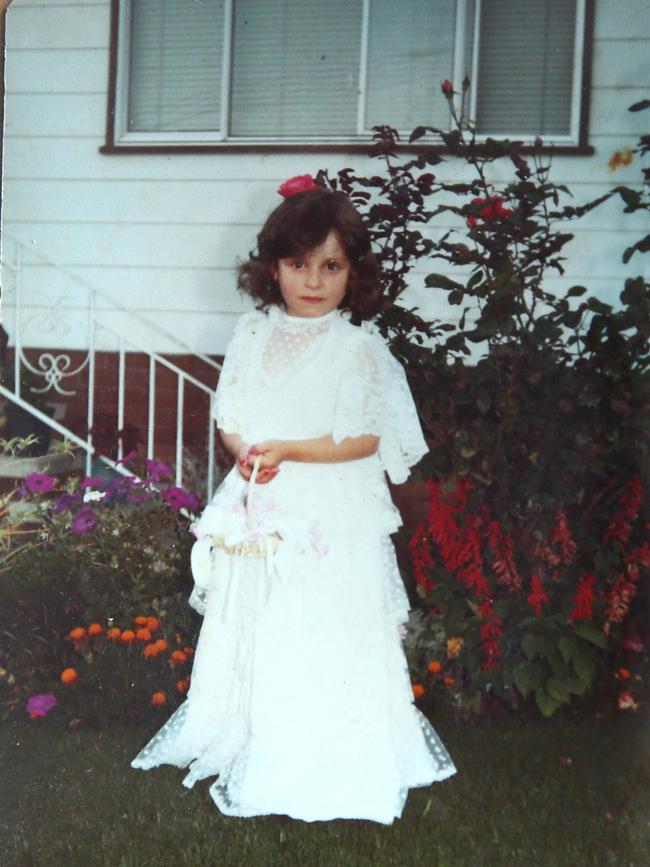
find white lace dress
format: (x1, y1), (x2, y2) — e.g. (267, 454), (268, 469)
(131, 306), (456, 824)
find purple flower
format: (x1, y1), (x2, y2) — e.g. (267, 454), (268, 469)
(71, 508), (100, 535)
(163, 486), (200, 512)
(79, 476), (107, 491)
(145, 458), (172, 482)
(24, 472), (55, 494)
(26, 693), (58, 719)
(115, 448), (139, 467)
(52, 492), (82, 514)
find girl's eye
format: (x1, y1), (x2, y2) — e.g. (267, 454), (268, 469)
(326, 261), (341, 271)
(290, 261), (305, 270)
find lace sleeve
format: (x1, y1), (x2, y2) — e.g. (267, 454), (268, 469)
(332, 325), (428, 484)
(213, 312), (258, 434)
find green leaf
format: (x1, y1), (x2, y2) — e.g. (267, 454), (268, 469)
(535, 688), (562, 717)
(572, 645), (597, 687)
(558, 635), (579, 664)
(522, 633), (542, 660)
(566, 285), (587, 298)
(409, 126), (428, 142)
(573, 622), (608, 649)
(513, 661), (543, 698)
(564, 675), (587, 696)
(425, 274), (465, 291)
(629, 98), (650, 112)
(547, 650), (571, 678)
(448, 290), (464, 305)
(546, 676), (571, 703)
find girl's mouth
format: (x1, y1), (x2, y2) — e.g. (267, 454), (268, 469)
(301, 297), (323, 303)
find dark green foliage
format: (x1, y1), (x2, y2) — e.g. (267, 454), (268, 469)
(319, 89), (649, 716)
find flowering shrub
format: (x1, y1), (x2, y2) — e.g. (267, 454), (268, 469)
(0, 451), (201, 724)
(319, 86), (649, 715)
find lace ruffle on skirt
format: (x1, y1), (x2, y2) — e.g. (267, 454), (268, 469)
(131, 531), (456, 823)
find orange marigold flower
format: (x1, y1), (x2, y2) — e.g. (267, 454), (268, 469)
(176, 676), (190, 694)
(106, 627), (122, 641)
(444, 677), (455, 686)
(428, 661), (442, 674)
(134, 616), (149, 627)
(67, 627), (87, 641)
(145, 617), (160, 632)
(120, 629), (136, 644)
(135, 628), (152, 642)
(447, 637), (464, 659)
(60, 667), (79, 684)
(143, 643), (161, 659)
(154, 639), (169, 652)
(617, 667), (632, 680)
(169, 650), (188, 666)
(412, 684), (425, 699)
(150, 691), (167, 706)
(87, 623), (103, 636)
(182, 647), (194, 657)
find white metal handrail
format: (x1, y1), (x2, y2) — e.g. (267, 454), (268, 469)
(1, 235), (225, 501)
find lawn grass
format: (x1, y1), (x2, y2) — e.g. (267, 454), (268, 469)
(1, 699), (648, 867)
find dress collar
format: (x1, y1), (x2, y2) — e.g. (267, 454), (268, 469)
(268, 306), (342, 328)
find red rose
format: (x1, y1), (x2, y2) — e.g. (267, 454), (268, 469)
(277, 175), (319, 198)
(441, 79), (453, 97)
(466, 196), (512, 227)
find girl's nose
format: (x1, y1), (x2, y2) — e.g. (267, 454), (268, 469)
(305, 266), (321, 289)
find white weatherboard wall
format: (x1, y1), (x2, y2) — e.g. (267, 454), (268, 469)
(1, 0), (649, 355)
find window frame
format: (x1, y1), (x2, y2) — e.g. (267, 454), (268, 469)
(100, 0), (595, 156)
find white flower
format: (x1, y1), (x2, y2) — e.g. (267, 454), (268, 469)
(83, 489), (106, 503)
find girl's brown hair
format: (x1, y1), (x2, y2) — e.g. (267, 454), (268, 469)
(237, 189), (384, 322)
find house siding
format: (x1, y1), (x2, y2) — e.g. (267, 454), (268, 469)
(1, 0), (649, 357)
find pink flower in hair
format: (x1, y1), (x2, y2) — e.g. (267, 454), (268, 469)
(278, 174), (320, 198)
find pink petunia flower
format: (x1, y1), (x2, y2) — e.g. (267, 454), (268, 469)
(71, 508), (100, 535)
(26, 693), (58, 719)
(163, 487), (200, 512)
(24, 472), (55, 494)
(145, 458), (172, 482)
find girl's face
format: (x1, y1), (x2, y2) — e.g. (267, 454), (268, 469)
(271, 231), (351, 318)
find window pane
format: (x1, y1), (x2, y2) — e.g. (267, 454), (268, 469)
(476, 0), (576, 136)
(230, 0), (363, 138)
(365, 0), (456, 131)
(128, 0), (224, 132)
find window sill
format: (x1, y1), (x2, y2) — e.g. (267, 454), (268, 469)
(99, 142), (595, 157)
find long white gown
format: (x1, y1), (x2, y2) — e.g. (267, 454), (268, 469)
(131, 305), (456, 824)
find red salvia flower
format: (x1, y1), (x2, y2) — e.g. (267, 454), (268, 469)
(477, 599), (503, 669)
(604, 543), (650, 623)
(427, 480), (490, 599)
(488, 520), (522, 591)
(604, 575), (637, 624)
(527, 575), (550, 616)
(603, 476), (643, 544)
(569, 575), (598, 623)
(550, 509), (577, 565)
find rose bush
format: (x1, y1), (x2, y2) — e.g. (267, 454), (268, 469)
(317, 86), (649, 716)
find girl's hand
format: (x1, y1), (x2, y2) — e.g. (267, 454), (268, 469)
(236, 457), (279, 485)
(249, 440), (287, 470)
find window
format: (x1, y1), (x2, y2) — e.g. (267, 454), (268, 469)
(104, 0), (592, 151)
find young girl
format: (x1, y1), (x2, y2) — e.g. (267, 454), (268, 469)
(131, 177), (456, 824)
